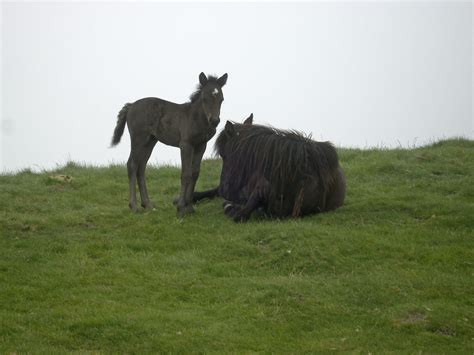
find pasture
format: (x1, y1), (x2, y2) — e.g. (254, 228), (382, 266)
(0, 139), (473, 352)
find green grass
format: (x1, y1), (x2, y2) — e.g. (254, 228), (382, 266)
(1, 138), (473, 352)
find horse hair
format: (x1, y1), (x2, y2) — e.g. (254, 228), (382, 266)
(214, 123), (340, 210)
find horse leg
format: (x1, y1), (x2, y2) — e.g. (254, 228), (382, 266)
(127, 152), (139, 212)
(187, 143), (207, 208)
(172, 186), (219, 206)
(193, 187), (219, 202)
(136, 137), (157, 210)
(177, 142), (194, 218)
(223, 200), (240, 216)
(231, 177), (270, 223)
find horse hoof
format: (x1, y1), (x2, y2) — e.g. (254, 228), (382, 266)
(177, 205), (194, 217)
(184, 205), (195, 214)
(177, 206), (186, 218)
(222, 200), (233, 208)
(233, 213), (249, 223)
(129, 203), (138, 213)
(223, 203), (234, 214)
(225, 204), (240, 217)
(142, 202), (154, 210)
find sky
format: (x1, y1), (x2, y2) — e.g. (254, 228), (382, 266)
(1, 1), (472, 172)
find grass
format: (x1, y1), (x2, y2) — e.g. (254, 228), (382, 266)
(0, 138), (473, 352)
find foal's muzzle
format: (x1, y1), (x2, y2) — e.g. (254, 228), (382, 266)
(210, 117), (220, 128)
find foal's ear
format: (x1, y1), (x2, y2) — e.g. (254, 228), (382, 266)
(225, 120), (235, 135)
(243, 113), (253, 125)
(217, 73), (228, 87)
(199, 72), (208, 85)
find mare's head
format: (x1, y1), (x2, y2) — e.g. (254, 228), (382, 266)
(215, 113), (253, 199)
(190, 72), (228, 128)
(215, 113), (253, 158)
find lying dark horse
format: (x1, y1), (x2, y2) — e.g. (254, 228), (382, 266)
(192, 114), (346, 222)
(110, 72), (228, 217)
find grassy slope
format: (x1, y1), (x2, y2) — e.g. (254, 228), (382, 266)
(0, 139), (473, 352)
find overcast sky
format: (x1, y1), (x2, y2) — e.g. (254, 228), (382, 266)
(1, 1), (472, 172)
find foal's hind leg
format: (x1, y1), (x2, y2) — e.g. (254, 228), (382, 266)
(136, 137), (158, 210)
(127, 153), (139, 212)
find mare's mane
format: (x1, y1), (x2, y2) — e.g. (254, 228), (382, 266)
(215, 123), (339, 198)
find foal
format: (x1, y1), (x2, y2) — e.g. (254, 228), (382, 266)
(111, 72), (228, 217)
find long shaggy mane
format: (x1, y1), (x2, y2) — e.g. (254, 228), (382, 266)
(215, 123), (340, 210)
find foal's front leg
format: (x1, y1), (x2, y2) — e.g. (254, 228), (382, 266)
(177, 142), (194, 218)
(188, 143), (207, 204)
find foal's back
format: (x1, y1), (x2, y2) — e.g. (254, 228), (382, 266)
(126, 97), (189, 148)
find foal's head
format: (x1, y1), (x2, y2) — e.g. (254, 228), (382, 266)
(192, 72), (228, 128)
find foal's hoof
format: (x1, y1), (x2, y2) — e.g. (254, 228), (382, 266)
(129, 203), (138, 213)
(184, 205), (195, 214)
(142, 202), (154, 210)
(177, 205), (195, 218)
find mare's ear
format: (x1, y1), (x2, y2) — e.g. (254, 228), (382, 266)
(199, 72), (208, 86)
(225, 120), (235, 136)
(243, 113), (253, 125)
(217, 73), (228, 87)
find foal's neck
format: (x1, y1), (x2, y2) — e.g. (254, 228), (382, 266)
(189, 100), (209, 126)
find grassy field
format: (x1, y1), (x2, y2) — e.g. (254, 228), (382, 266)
(0, 139), (473, 352)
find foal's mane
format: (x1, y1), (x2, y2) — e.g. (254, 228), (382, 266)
(189, 75), (220, 103)
(215, 123), (339, 197)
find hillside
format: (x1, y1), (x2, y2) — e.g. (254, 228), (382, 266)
(1, 139), (473, 352)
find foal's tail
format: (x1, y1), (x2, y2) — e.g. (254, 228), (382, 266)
(110, 103), (131, 147)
